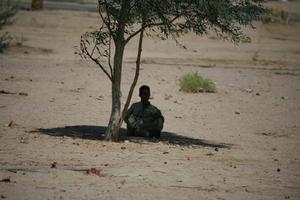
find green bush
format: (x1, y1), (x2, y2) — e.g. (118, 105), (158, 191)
(179, 72), (216, 93)
(0, 1), (17, 53)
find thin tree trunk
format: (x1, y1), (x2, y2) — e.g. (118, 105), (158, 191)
(104, 0), (131, 141)
(31, 0), (43, 10)
(105, 41), (125, 141)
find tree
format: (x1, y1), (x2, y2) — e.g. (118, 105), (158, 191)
(79, 0), (267, 141)
(32, 0), (43, 10)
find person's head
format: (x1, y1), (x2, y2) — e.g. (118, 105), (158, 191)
(139, 85), (150, 102)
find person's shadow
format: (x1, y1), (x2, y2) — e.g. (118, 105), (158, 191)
(31, 125), (232, 149)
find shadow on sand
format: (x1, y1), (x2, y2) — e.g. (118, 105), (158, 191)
(31, 125), (232, 149)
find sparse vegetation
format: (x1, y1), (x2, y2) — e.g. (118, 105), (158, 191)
(0, 32), (11, 53)
(179, 72), (216, 93)
(0, 1), (17, 53)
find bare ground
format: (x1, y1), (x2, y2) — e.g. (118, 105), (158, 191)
(0, 9), (300, 200)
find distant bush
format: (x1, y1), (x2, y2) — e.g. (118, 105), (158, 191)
(0, 1), (17, 53)
(179, 72), (216, 93)
(0, 32), (11, 53)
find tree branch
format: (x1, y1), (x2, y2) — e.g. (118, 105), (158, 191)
(120, 23), (145, 124)
(108, 36), (113, 76)
(125, 14), (182, 44)
(81, 40), (113, 82)
(98, 0), (114, 39)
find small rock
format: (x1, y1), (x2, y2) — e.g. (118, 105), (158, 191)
(164, 161), (167, 164)
(1, 194), (6, 199)
(20, 137), (26, 143)
(281, 96), (288, 100)
(0, 90), (15, 95)
(235, 111), (240, 115)
(285, 196), (290, 199)
(244, 88), (253, 93)
(256, 92), (260, 96)
(214, 148), (219, 152)
(164, 95), (172, 100)
(96, 96), (103, 101)
(86, 168), (101, 176)
(274, 159), (278, 162)
(51, 162), (57, 168)
(121, 146), (126, 150)
(124, 140), (129, 143)
(277, 168), (281, 172)
(0, 178), (10, 183)
(18, 92), (28, 96)
(7, 120), (17, 128)
(163, 152), (169, 154)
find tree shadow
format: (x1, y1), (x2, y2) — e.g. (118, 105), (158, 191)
(31, 125), (232, 149)
(160, 132), (232, 149)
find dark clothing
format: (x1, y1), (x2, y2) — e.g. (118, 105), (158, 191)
(124, 101), (164, 138)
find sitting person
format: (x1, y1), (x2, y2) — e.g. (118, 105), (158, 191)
(124, 85), (164, 138)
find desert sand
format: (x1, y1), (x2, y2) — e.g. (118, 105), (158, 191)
(0, 6), (300, 200)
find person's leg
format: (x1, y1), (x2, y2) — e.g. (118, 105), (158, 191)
(148, 118), (164, 138)
(149, 130), (161, 139)
(127, 124), (136, 137)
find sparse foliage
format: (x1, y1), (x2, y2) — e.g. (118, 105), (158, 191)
(79, 0), (267, 141)
(0, 1), (17, 53)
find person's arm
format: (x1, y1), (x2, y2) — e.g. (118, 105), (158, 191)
(152, 106), (164, 122)
(157, 109), (164, 122)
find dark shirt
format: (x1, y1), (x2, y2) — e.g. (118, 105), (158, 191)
(125, 101), (164, 131)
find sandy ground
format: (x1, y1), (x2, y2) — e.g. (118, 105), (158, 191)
(0, 8), (300, 200)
